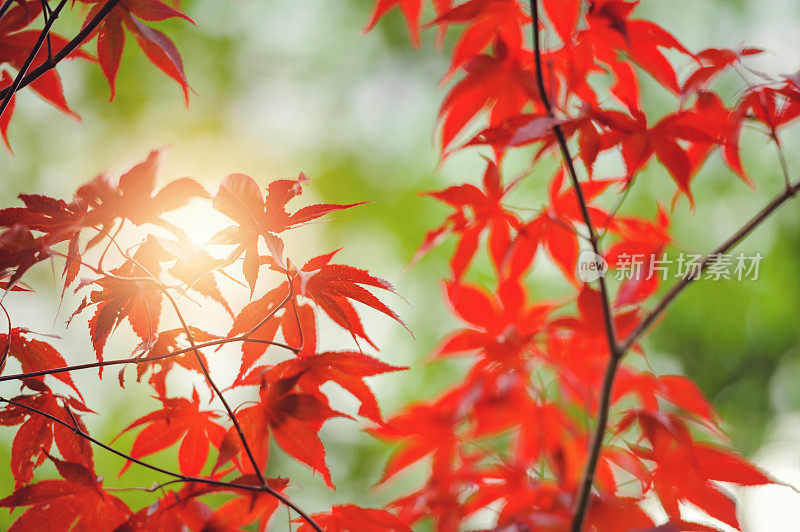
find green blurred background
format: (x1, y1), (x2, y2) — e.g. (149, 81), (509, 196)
(1, 0), (800, 529)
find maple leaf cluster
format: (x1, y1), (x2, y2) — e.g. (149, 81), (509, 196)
(361, 0), (800, 531)
(0, 148), (409, 530)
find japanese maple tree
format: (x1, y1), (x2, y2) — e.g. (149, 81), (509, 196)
(1, 0), (799, 531)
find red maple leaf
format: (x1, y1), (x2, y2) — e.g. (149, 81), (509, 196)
(293, 250), (407, 349)
(412, 160), (521, 279)
(114, 388), (225, 477)
(439, 37), (540, 152)
(77, 148), (207, 232)
(364, 0), (424, 47)
(79, 236), (168, 370)
(0, 328), (82, 398)
(0, 385), (93, 488)
(507, 169), (615, 279)
(297, 504), (411, 532)
(117, 486), (212, 530)
(429, 0), (527, 79)
(212, 172), (361, 293)
(0, 456), (130, 531)
(0, 224), (49, 289)
(201, 476), (290, 531)
(215, 371), (344, 488)
(133, 327), (217, 397)
(438, 279), (553, 367)
(80, 0), (194, 101)
(238, 351), (406, 423)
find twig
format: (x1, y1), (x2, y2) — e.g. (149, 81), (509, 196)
(598, 178), (636, 243)
(0, 0), (68, 119)
(0, 337), (297, 384)
(770, 128), (792, 190)
(528, 3), (621, 530)
(0, 0), (16, 21)
(0, 0), (122, 105)
(161, 286), (270, 486)
(0, 396), (323, 531)
(40, 0), (54, 61)
(528, 0), (618, 355)
(98, 220), (125, 272)
(619, 178), (800, 355)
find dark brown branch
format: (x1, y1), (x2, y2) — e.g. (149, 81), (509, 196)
(566, 173), (800, 532)
(0, 0), (122, 106)
(528, 3), (621, 530)
(619, 178), (800, 355)
(100, 230), (288, 491)
(0, 396), (323, 531)
(0, 0), (14, 20)
(39, 0), (54, 61)
(0, 0), (68, 119)
(529, 1), (618, 355)
(160, 285), (270, 485)
(120, 232), (318, 527)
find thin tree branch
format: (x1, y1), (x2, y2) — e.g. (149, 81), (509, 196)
(0, 0), (122, 106)
(528, 0), (618, 355)
(161, 285), (270, 486)
(619, 178), (800, 355)
(598, 178), (636, 243)
(285, 270), (304, 352)
(0, 0), (68, 119)
(0, 0), (16, 23)
(0, 396), (323, 532)
(0, 336), (297, 384)
(40, 0), (54, 61)
(110, 228), (316, 526)
(528, 3), (621, 530)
